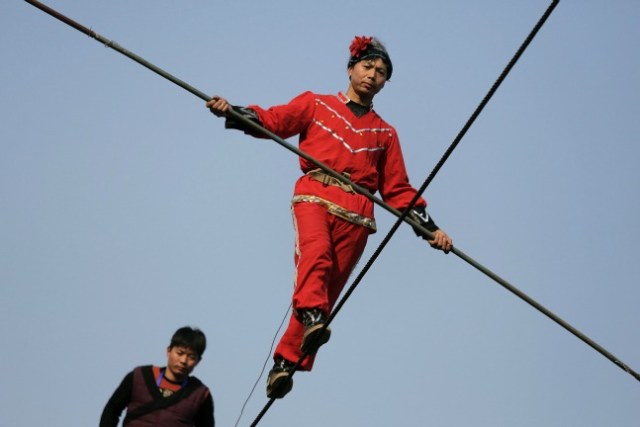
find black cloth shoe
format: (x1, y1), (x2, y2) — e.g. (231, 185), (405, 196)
(300, 308), (331, 355)
(266, 357), (294, 399)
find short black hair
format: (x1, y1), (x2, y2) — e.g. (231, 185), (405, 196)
(169, 326), (207, 358)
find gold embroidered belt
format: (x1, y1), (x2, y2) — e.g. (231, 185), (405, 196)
(292, 194), (377, 232)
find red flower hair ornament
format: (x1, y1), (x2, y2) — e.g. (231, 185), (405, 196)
(349, 35), (373, 58)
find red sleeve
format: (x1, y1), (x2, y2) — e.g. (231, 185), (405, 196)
(248, 91), (316, 140)
(377, 129), (427, 211)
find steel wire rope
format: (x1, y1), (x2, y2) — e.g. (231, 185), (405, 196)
(24, 2), (640, 426)
(248, 1), (575, 425)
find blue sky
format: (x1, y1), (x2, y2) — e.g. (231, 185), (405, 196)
(2, 1), (640, 426)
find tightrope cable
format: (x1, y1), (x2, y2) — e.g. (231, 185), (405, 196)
(24, 2), (639, 426)
(249, 1), (592, 425)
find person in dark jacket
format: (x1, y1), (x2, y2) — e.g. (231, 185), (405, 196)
(99, 326), (214, 427)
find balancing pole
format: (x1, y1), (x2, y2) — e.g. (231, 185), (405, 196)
(25, 0), (640, 393)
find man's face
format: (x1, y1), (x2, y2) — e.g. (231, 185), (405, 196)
(166, 345), (200, 381)
(348, 57), (388, 100)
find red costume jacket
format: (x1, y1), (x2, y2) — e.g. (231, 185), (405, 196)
(245, 91), (429, 369)
(248, 91), (426, 231)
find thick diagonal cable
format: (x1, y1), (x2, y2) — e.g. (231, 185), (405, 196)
(252, 0), (637, 424)
(247, 1), (635, 425)
(25, 2), (640, 424)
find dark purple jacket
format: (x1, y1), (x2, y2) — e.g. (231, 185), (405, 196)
(100, 365), (214, 427)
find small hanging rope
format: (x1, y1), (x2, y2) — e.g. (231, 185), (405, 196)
(233, 303), (291, 427)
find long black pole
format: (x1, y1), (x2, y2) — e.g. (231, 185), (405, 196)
(23, 0), (433, 237)
(25, 0), (639, 394)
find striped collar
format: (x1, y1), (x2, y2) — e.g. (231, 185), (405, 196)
(337, 91), (374, 111)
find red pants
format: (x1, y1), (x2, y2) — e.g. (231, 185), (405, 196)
(274, 201), (369, 370)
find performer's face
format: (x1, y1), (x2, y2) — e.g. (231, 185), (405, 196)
(347, 57), (388, 103)
(165, 345), (200, 381)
